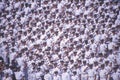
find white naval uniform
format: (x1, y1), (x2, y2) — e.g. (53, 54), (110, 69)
(99, 69), (107, 80)
(14, 71), (24, 80)
(35, 72), (43, 80)
(94, 34), (101, 43)
(61, 72), (71, 80)
(3, 68), (13, 76)
(81, 65), (88, 80)
(111, 72), (120, 80)
(87, 69), (96, 80)
(71, 75), (79, 80)
(44, 73), (52, 80)
(53, 75), (61, 80)
(2, 77), (12, 80)
(99, 43), (107, 53)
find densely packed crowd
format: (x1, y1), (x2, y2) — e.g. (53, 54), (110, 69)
(0, 0), (120, 80)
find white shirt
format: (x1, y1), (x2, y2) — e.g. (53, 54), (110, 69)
(44, 73), (52, 80)
(14, 2), (20, 9)
(51, 67), (60, 75)
(99, 43), (107, 53)
(14, 71), (24, 80)
(72, 55), (79, 62)
(3, 77), (12, 80)
(111, 72), (120, 80)
(24, 7), (31, 15)
(85, 0), (91, 6)
(101, 34), (107, 40)
(35, 72), (43, 80)
(89, 57), (96, 64)
(9, 52), (16, 64)
(99, 69), (107, 78)
(85, 51), (91, 58)
(71, 75), (79, 80)
(75, 9), (81, 16)
(81, 65), (88, 75)
(112, 34), (119, 43)
(94, 34), (101, 43)
(53, 75), (61, 80)
(3, 68), (13, 75)
(61, 72), (71, 80)
(47, 38), (53, 46)
(16, 57), (24, 67)
(108, 42), (115, 50)
(90, 43), (97, 52)
(87, 69), (96, 77)
(31, 2), (37, 9)
(108, 54), (115, 63)
(81, 34), (87, 42)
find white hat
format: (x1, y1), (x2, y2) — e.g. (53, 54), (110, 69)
(0, 60), (2, 62)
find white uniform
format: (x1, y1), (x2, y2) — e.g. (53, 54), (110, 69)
(99, 69), (107, 80)
(16, 57), (24, 67)
(3, 68), (13, 76)
(53, 75), (61, 80)
(87, 69), (96, 80)
(99, 43), (107, 53)
(94, 34), (101, 43)
(111, 72), (120, 80)
(44, 73), (52, 80)
(90, 43), (97, 53)
(61, 72), (71, 80)
(14, 71), (24, 80)
(35, 72), (43, 80)
(2, 77), (12, 80)
(108, 42), (115, 50)
(71, 75), (79, 80)
(89, 57), (96, 64)
(81, 65), (88, 80)
(9, 52), (16, 65)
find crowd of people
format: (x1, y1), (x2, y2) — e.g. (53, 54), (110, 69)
(0, 0), (120, 80)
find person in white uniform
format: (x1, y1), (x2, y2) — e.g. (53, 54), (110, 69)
(111, 67), (120, 80)
(71, 71), (79, 80)
(14, 67), (25, 80)
(61, 68), (71, 80)
(99, 64), (108, 80)
(44, 70), (52, 80)
(53, 71), (61, 80)
(87, 64), (96, 80)
(2, 73), (12, 80)
(81, 61), (88, 80)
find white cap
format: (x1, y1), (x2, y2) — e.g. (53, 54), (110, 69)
(0, 60), (2, 62)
